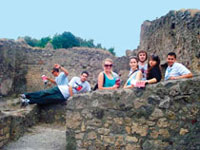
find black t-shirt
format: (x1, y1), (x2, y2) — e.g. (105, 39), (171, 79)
(147, 67), (162, 82)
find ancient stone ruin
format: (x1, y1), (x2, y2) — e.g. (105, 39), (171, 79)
(66, 76), (200, 150)
(128, 9), (200, 72)
(0, 9), (200, 150)
(0, 39), (129, 97)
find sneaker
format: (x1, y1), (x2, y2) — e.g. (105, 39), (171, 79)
(19, 94), (26, 99)
(20, 98), (30, 107)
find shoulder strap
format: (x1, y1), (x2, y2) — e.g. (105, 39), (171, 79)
(129, 69), (138, 77)
(93, 72), (105, 91)
(103, 72), (105, 85)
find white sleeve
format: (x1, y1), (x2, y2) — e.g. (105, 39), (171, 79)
(81, 82), (91, 93)
(178, 64), (191, 75)
(68, 77), (77, 87)
(61, 72), (67, 77)
(87, 83), (91, 92)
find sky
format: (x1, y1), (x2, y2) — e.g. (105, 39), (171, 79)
(0, 0), (200, 56)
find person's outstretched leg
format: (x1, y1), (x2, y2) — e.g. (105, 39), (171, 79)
(24, 86), (59, 100)
(28, 86), (66, 105)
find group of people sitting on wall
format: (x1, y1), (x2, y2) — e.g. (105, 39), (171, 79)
(20, 51), (193, 107)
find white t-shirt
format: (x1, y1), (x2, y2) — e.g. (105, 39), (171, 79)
(58, 85), (70, 99)
(55, 72), (68, 85)
(58, 77), (91, 99)
(69, 77), (91, 94)
(164, 62), (191, 80)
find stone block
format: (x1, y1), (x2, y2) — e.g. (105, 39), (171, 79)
(101, 135), (115, 144)
(115, 135), (125, 146)
(87, 131), (97, 140)
(66, 112), (82, 129)
(97, 128), (110, 135)
(131, 123), (148, 137)
(179, 128), (189, 135)
(157, 118), (169, 128)
(126, 136), (138, 143)
(39, 103), (66, 125)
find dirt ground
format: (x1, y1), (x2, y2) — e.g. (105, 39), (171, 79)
(3, 123), (66, 150)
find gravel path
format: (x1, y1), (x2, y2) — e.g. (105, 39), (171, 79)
(3, 124), (66, 150)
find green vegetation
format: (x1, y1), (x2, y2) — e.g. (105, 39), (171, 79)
(20, 31), (115, 56)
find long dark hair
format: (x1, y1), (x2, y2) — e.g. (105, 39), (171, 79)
(147, 55), (161, 78)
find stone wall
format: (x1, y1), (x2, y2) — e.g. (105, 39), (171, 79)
(0, 39), (129, 97)
(2, 9), (200, 97)
(0, 103), (39, 148)
(128, 9), (200, 72)
(65, 76), (200, 150)
(0, 99), (67, 148)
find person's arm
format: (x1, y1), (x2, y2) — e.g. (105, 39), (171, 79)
(60, 66), (69, 76)
(169, 73), (193, 80)
(146, 68), (161, 84)
(123, 75), (133, 89)
(54, 64), (69, 76)
(68, 86), (73, 96)
(46, 77), (56, 84)
(169, 64), (193, 80)
(146, 78), (157, 84)
(68, 77), (76, 96)
(136, 71), (142, 81)
(124, 71), (142, 89)
(87, 83), (91, 92)
(123, 83), (134, 89)
(98, 72), (117, 90)
(82, 83), (91, 93)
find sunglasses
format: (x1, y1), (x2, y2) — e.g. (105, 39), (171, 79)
(104, 64), (113, 67)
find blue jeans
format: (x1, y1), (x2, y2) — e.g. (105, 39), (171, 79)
(25, 86), (66, 105)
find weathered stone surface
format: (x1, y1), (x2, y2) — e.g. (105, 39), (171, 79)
(81, 122), (86, 132)
(126, 136), (138, 143)
(126, 143), (141, 150)
(159, 129), (170, 138)
(0, 103), (39, 148)
(66, 112), (82, 129)
(115, 135), (125, 146)
(39, 104), (66, 125)
(66, 76), (200, 149)
(150, 108), (164, 120)
(132, 9), (200, 72)
(159, 96), (171, 109)
(86, 118), (102, 127)
(150, 130), (159, 139)
(157, 118), (169, 128)
(166, 110), (176, 120)
(101, 135), (115, 144)
(87, 131), (97, 140)
(125, 126), (131, 135)
(179, 128), (189, 135)
(97, 128), (110, 135)
(131, 122), (148, 137)
(75, 133), (84, 140)
(113, 117), (123, 125)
